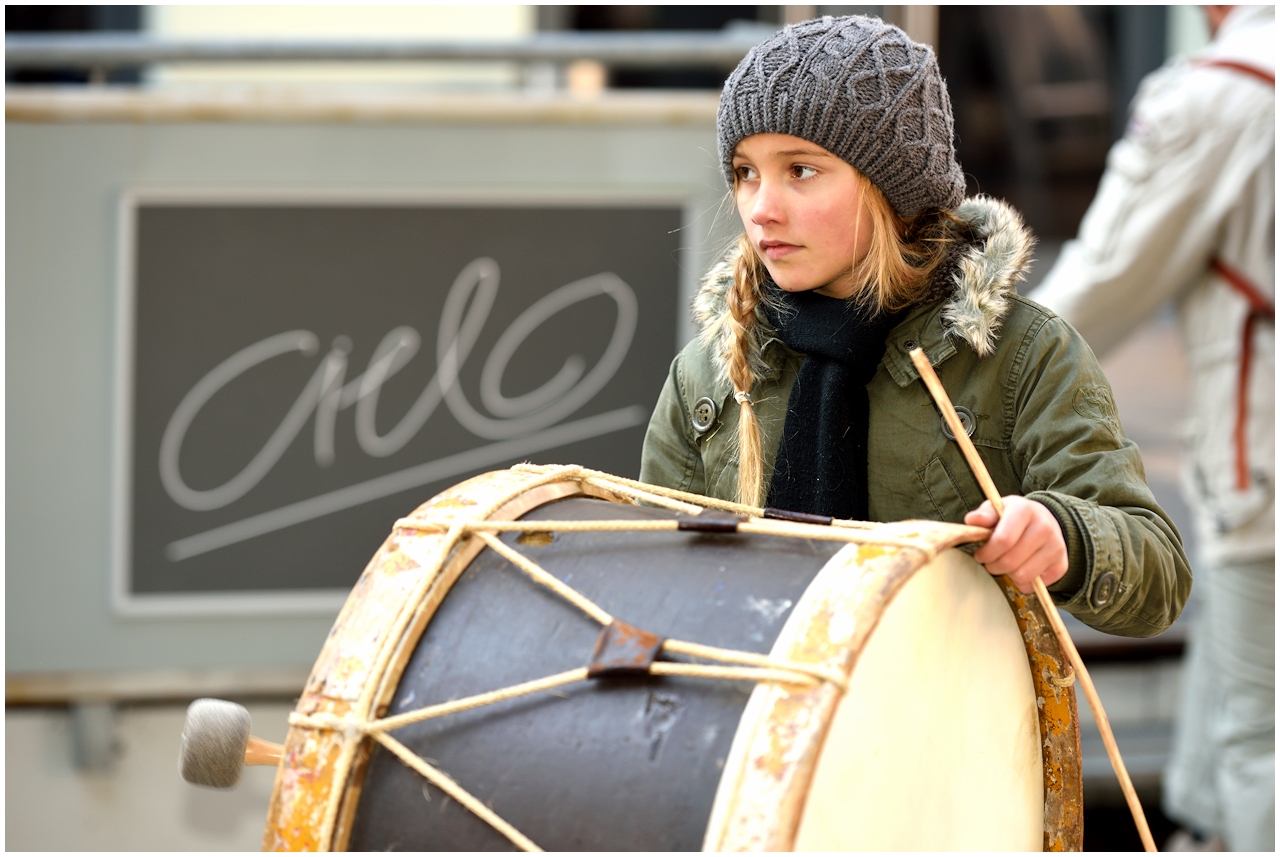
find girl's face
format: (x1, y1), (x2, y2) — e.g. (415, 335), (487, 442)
(732, 133), (872, 300)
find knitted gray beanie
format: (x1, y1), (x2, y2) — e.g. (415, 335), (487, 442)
(717, 15), (966, 217)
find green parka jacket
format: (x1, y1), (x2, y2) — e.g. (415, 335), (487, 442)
(639, 197), (1191, 637)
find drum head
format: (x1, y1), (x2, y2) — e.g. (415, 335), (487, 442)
(793, 549), (1043, 850)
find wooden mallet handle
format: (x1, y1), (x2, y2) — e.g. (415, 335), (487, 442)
(908, 347), (1157, 853)
(245, 734), (284, 766)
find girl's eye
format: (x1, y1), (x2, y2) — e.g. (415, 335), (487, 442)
(791, 165), (818, 180)
(735, 164), (758, 182)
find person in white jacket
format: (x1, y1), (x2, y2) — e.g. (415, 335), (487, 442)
(1030, 5), (1273, 850)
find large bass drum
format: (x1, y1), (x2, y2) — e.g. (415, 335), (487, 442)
(263, 465), (1082, 851)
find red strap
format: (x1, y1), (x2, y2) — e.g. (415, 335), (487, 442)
(1211, 257), (1275, 318)
(1184, 57), (1272, 491)
(1210, 257), (1274, 491)
(1194, 58), (1276, 87)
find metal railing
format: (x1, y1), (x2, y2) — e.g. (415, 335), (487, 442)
(5, 31), (770, 72)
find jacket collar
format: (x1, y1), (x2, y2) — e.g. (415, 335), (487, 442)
(692, 195), (1036, 390)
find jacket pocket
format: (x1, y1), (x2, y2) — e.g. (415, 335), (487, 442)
(919, 457), (974, 523)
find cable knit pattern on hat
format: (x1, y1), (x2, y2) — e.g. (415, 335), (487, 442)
(717, 15), (966, 217)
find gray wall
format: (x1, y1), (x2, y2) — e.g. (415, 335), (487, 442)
(6, 93), (729, 678)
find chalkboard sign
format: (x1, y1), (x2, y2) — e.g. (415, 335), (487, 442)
(114, 195), (682, 614)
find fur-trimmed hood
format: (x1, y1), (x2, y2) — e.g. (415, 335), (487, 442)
(692, 196), (1035, 385)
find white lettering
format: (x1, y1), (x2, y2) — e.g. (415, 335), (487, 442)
(158, 259), (638, 511)
(159, 330), (321, 511)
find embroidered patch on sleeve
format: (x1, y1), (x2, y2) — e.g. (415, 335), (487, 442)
(1073, 385), (1120, 436)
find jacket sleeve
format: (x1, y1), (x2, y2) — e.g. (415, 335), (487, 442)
(1029, 62), (1268, 357)
(1014, 315), (1192, 636)
(639, 352), (706, 496)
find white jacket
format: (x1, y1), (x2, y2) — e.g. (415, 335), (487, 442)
(1031, 5), (1274, 564)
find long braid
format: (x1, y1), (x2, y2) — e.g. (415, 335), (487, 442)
(728, 233), (767, 506)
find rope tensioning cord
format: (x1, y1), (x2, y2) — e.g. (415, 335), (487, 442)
(292, 465), (914, 851)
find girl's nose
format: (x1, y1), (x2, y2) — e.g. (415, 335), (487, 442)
(749, 179), (784, 226)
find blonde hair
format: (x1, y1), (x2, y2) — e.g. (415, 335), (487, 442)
(727, 174), (963, 506)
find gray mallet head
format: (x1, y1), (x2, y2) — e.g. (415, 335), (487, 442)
(180, 698), (251, 789)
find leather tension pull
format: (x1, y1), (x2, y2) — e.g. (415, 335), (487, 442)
(587, 620), (665, 678)
(762, 507), (834, 526)
(676, 508), (745, 533)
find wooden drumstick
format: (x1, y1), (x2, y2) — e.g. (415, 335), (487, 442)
(245, 734), (286, 766)
(908, 347), (1157, 854)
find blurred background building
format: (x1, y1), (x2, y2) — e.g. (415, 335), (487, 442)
(7, 6), (1211, 850)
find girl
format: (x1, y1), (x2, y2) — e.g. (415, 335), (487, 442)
(639, 15), (1190, 637)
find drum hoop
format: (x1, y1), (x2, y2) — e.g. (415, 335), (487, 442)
(703, 539), (907, 851)
(262, 465), (1080, 852)
(998, 578), (1084, 851)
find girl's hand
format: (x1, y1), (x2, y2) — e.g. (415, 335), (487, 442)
(964, 496), (1068, 593)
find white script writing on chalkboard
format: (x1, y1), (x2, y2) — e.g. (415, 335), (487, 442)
(159, 258), (638, 513)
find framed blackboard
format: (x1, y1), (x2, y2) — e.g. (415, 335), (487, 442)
(113, 192), (684, 615)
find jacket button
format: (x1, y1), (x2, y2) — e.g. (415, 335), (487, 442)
(901, 339), (918, 352)
(1090, 571), (1119, 610)
(941, 405), (976, 439)
(691, 396), (718, 434)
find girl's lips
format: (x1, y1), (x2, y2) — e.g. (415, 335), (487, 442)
(760, 241), (800, 260)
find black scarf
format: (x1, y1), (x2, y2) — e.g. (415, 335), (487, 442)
(762, 285), (904, 520)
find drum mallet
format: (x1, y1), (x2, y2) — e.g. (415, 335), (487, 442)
(179, 698), (284, 789)
(908, 347), (1157, 853)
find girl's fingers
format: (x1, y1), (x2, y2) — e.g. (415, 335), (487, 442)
(970, 497), (1068, 589)
(972, 497), (1031, 564)
(963, 499), (999, 528)
(1005, 541), (1069, 592)
(1007, 509), (1063, 570)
